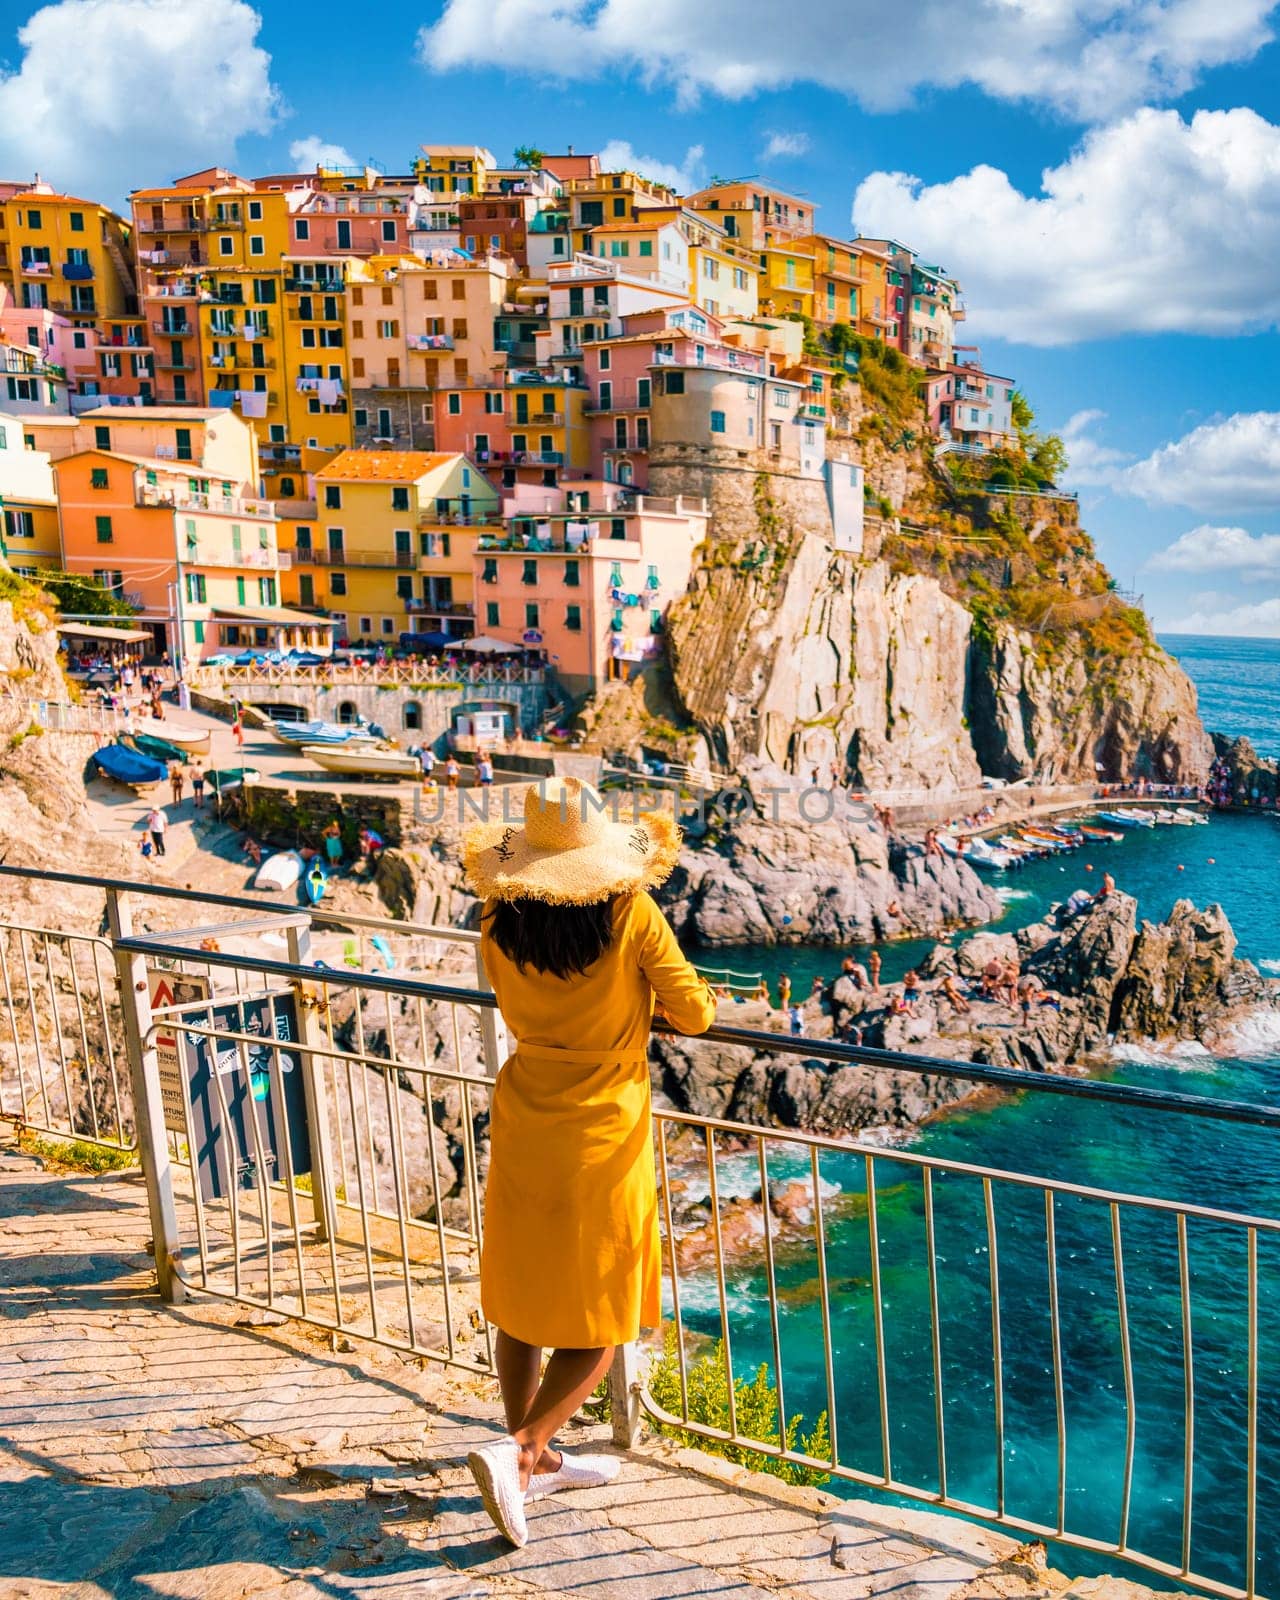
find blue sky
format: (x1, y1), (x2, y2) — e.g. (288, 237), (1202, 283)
(3, 0), (1280, 635)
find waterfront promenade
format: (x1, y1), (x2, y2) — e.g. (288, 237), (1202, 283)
(0, 1132), (1190, 1600)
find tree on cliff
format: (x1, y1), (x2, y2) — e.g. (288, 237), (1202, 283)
(1011, 391), (1067, 487)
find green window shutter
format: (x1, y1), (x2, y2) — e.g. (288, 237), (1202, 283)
(236, 576), (246, 604)
(193, 621), (205, 643)
(95, 515), (112, 543)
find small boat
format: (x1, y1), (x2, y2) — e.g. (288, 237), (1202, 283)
(1080, 825), (1124, 843)
(1175, 808), (1209, 825)
(127, 730), (190, 765)
(255, 850), (303, 892)
(91, 744), (167, 788)
(206, 766), (261, 791)
(134, 718), (210, 756)
(272, 719), (375, 746)
(1158, 808), (1195, 826)
(304, 859), (328, 905)
(1098, 810), (1155, 829)
(302, 744), (421, 779)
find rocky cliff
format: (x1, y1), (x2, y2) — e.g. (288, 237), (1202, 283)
(654, 353), (1210, 790)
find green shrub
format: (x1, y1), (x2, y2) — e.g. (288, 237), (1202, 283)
(19, 1130), (136, 1173)
(646, 1324), (831, 1487)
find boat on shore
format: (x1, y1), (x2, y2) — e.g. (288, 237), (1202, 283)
(206, 766), (261, 791)
(133, 718), (210, 756)
(91, 744), (167, 789)
(272, 719), (379, 747)
(301, 744), (421, 779)
(125, 731), (190, 766)
(304, 859), (328, 904)
(255, 850), (303, 892)
(1099, 809), (1156, 829)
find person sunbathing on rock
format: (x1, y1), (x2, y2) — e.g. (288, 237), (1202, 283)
(941, 974), (971, 1015)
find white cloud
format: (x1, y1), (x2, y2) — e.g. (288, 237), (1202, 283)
(0, 0), (281, 204)
(1147, 523), (1280, 573)
(1163, 597), (1280, 637)
(1060, 410), (1132, 487)
(596, 139), (706, 193)
(419, 0), (1276, 122)
(1120, 413), (1280, 512)
(852, 107), (1280, 344)
(761, 131), (810, 161)
(289, 136), (356, 171)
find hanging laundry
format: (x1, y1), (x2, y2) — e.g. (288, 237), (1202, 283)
(238, 390), (268, 418)
(317, 378), (340, 406)
(208, 389), (236, 409)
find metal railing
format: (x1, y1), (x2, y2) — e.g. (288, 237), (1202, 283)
(0, 863), (1274, 1598)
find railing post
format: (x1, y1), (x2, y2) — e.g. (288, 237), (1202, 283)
(286, 919), (338, 1241)
(104, 888), (184, 1304)
(609, 1342), (642, 1448)
(473, 943), (509, 1080)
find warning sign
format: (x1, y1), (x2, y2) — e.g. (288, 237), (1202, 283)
(148, 969), (212, 1134)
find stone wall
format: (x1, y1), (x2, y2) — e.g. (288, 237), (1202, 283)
(209, 678), (550, 742)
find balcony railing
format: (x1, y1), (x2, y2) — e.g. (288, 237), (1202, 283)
(283, 277), (347, 293)
(19, 259), (52, 276)
(154, 355), (196, 371)
(406, 333), (456, 351)
(417, 509), (503, 527)
(138, 217), (208, 233)
(406, 598), (473, 614)
(291, 547), (417, 569)
(151, 320), (194, 337)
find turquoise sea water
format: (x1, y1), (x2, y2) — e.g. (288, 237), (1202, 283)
(680, 634), (1280, 1592)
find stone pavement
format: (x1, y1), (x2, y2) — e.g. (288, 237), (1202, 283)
(0, 1136), (1194, 1600)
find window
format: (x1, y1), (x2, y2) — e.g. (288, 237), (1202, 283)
(484, 391), (503, 414)
(611, 519), (626, 540)
(378, 320), (398, 338)
(253, 277), (275, 304)
(353, 408), (368, 429)
(564, 559), (580, 587)
(175, 427), (192, 462)
(95, 515), (113, 543)
(566, 603), (582, 631)
(26, 209), (41, 228)
(522, 558), (537, 585)
(337, 219), (352, 250)
(94, 424), (110, 450)
(710, 409), (726, 434)
(218, 235), (234, 256)
(330, 573), (347, 595)
(639, 240), (653, 257)
(664, 371), (685, 394)
(525, 603), (539, 629)
(452, 318), (468, 341)
(382, 220), (396, 242)
(258, 576), (276, 606)
(772, 387), (792, 408)
(69, 211), (84, 232)
(614, 417), (628, 448)
(193, 621), (205, 644)
(396, 575), (413, 600)
(324, 485), (341, 509)
(451, 280), (466, 301)
(598, 380), (612, 411)
(651, 608), (663, 632)
(609, 240), (629, 257)
(3, 510), (34, 539)
(390, 486), (409, 512)
(486, 601), (500, 627)
(249, 235), (264, 256)
(298, 574), (315, 607)
(482, 558), (498, 584)
(376, 407), (392, 438)
(613, 197), (627, 217)
(184, 572), (206, 603)
(446, 393), (461, 415)
(295, 218), (309, 240)
(422, 279), (438, 299)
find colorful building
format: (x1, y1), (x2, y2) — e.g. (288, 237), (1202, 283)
(280, 449), (498, 645)
(925, 347), (1015, 451)
(475, 482), (708, 692)
(0, 409), (60, 572)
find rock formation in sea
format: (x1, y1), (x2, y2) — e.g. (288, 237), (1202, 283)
(654, 893), (1279, 1141)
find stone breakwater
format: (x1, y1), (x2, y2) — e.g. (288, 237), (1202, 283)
(653, 893), (1280, 1141)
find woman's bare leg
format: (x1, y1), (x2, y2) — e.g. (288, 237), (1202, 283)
(511, 1346), (613, 1489)
(494, 1330), (558, 1473)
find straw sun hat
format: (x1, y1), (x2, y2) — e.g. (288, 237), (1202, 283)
(463, 776), (681, 905)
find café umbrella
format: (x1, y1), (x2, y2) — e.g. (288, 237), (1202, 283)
(456, 635), (522, 655)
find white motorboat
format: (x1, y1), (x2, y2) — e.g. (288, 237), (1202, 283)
(1175, 807), (1209, 825)
(254, 850), (303, 892)
(302, 744), (421, 779)
(134, 717), (211, 756)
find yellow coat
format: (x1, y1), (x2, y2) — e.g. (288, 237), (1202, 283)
(479, 891), (716, 1349)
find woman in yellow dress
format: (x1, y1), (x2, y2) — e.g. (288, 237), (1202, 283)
(462, 776), (715, 1546)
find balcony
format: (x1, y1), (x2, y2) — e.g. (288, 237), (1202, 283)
(154, 354), (196, 371)
(291, 546), (418, 570)
(210, 213), (245, 229)
(138, 217), (207, 233)
(406, 598), (474, 615)
(469, 450), (562, 467)
(260, 444), (302, 464)
(418, 508), (503, 527)
(151, 320), (193, 337)
(149, 282), (202, 301)
(99, 332), (151, 350)
(283, 276), (346, 294)
(406, 333), (455, 352)
(19, 259), (51, 276)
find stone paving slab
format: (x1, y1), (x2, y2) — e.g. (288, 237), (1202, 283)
(0, 1139), (1201, 1600)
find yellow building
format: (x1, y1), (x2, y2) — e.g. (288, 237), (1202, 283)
(0, 408), (60, 572)
(280, 449), (498, 645)
(411, 146), (497, 223)
(0, 181), (137, 340)
(561, 169), (676, 256)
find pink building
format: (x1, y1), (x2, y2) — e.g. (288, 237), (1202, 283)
(472, 481), (708, 692)
(924, 345), (1016, 452)
(581, 304), (764, 485)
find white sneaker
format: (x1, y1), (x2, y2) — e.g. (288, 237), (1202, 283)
(467, 1437), (529, 1547)
(525, 1450), (621, 1501)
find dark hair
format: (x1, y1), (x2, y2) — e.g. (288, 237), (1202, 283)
(484, 895), (618, 979)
